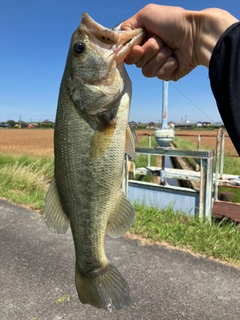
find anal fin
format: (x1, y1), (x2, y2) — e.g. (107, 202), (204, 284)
(43, 177), (69, 234)
(106, 191), (135, 238)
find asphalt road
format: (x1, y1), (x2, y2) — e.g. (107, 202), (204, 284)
(1, 198), (240, 320)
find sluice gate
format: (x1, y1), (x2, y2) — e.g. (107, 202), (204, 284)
(126, 147), (214, 222)
(125, 129), (240, 223)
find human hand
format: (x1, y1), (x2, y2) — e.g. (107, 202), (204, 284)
(121, 4), (238, 81)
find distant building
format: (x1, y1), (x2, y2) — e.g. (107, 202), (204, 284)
(174, 122), (193, 129)
(168, 121), (175, 129)
(129, 121), (138, 128)
(196, 122), (203, 127)
(202, 122), (212, 127)
(43, 119), (55, 125)
(0, 122), (9, 128)
(212, 123), (223, 128)
(27, 124), (35, 129)
(146, 122), (156, 129)
(18, 121), (27, 128)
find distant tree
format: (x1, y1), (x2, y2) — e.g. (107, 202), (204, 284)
(38, 122), (54, 129)
(7, 120), (17, 128)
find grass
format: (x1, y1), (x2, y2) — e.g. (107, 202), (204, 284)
(135, 136), (158, 182)
(131, 202), (240, 266)
(173, 135), (240, 175)
(172, 136), (200, 168)
(173, 135), (240, 202)
(173, 136), (197, 150)
(219, 156), (240, 202)
(0, 153), (53, 210)
(1, 149), (240, 266)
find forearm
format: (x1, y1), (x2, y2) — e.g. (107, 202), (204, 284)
(190, 8), (238, 67)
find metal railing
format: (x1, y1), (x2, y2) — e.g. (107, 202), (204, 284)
(127, 147), (214, 222)
(125, 130), (240, 222)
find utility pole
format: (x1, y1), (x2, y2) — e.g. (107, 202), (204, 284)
(154, 81), (174, 148)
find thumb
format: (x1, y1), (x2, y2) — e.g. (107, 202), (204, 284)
(121, 16), (142, 31)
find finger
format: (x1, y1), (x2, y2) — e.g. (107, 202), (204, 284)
(121, 17), (140, 30)
(155, 56), (179, 81)
(135, 36), (165, 68)
(124, 45), (144, 65)
(141, 46), (174, 77)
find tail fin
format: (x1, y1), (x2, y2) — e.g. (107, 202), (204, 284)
(75, 263), (132, 311)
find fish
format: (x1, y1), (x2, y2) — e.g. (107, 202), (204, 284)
(43, 12), (145, 311)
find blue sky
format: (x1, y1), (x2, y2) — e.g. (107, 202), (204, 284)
(1, 1), (240, 124)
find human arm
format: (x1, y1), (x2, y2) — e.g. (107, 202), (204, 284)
(210, 23), (240, 155)
(122, 5), (240, 154)
(121, 4), (238, 81)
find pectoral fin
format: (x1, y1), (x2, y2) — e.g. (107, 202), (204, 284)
(106, 191), (135, 238)
(90, 122), (115, 160)
(125, 125), (136, 159)
(43, 177), (70, 234)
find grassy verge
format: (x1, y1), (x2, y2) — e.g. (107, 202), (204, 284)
(135, 136), (158, 182)
(0, 153), (53, 210)
(131, 202), (240, 266)
(172, 136), (200, 169)
(1, 151), (240, 266)
(173, 136), (240, 202)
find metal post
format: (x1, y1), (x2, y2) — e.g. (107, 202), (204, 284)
(148, 135), (151, 166)
(203, 153), (214, 223)
(199, 152), (213, 222)
(160, 156), (166, 185)
(196, 135), (201, 171)
(155, 81), (174, 147)
(214, 132), (220, 201)
(199, 158), (204, 220)
(197, 135), (201, 150)
(162, 81), (168, 129)
(214, 128), (225, 201)
(220, 129), (225, 177)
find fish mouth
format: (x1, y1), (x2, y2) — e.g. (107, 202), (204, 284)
(81, 12), (146, 64)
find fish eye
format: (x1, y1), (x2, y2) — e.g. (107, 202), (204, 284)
(73, 42), (85, 54)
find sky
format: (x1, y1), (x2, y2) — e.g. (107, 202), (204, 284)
(1, 0), (240, 124)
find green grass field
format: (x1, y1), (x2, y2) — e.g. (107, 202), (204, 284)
(173, 136), (240, 202)
(1, 134), (240, 266)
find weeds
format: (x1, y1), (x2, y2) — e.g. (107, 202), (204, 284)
(0, 153), (53, 209)
(131, 202), (240, 266)
(173, 135), (240, 202)
(135, 136), (158, 182)
(1, 147), (240, 266)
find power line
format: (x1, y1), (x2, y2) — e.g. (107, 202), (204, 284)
(170, 82), (215, 122)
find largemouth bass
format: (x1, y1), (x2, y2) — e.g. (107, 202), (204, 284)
(43, 13), (145, 311)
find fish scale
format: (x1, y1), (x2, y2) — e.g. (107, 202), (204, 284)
(43, 12), (145, 311)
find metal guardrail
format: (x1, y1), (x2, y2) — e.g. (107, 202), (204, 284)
(214, 128), (225, 201)
(124, 130), (240, 223)
(126, 147), (214, 222)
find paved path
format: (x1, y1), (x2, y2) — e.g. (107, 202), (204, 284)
(1, 198), (240, 320)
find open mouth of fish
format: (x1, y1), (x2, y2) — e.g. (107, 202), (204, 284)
(81, 12), (146, 63)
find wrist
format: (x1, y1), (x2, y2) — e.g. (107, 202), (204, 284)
(191, 9), (238, 67)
